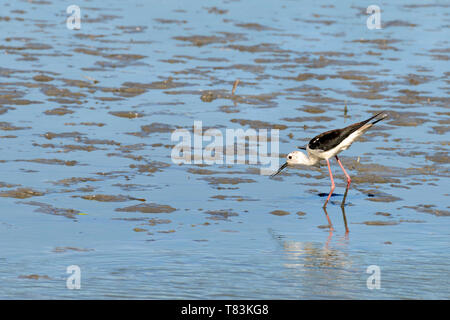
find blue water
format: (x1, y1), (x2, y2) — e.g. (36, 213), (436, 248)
(0, 0), (448, 299)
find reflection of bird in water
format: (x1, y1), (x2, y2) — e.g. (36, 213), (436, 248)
(271, 111), (388, 230)
(268, 228), (350, 270)
(282, 241), (349, 269)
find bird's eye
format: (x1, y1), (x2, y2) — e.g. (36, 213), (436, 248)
(288, 155), (292, 159)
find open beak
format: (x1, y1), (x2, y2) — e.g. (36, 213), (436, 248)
(270, 162), (288, 177)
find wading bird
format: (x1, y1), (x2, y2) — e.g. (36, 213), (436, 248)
(271, 111), (388, 212)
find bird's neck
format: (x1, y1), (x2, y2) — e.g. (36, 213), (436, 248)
(304, 153), (320, 166)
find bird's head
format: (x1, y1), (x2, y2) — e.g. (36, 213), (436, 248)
(270, 150), (311, 177)
(286, 150), (310, 165)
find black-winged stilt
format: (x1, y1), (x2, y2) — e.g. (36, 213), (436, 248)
(271, 111), (388, 211)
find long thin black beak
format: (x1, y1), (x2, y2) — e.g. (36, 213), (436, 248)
(270, 162), (288, 178)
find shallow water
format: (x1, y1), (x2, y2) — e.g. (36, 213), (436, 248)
(0, 0), (449, 299)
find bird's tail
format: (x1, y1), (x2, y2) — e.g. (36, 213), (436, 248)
(369, 111), (388, 125)
(355, 111), (388, 135)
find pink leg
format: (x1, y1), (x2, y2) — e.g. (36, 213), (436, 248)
(323, 159), (335, 208)
(335, 156), (351, 187)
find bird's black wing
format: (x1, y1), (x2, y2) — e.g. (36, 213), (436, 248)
(308, 111), (386, 151)
(308, 128), (347, 151)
